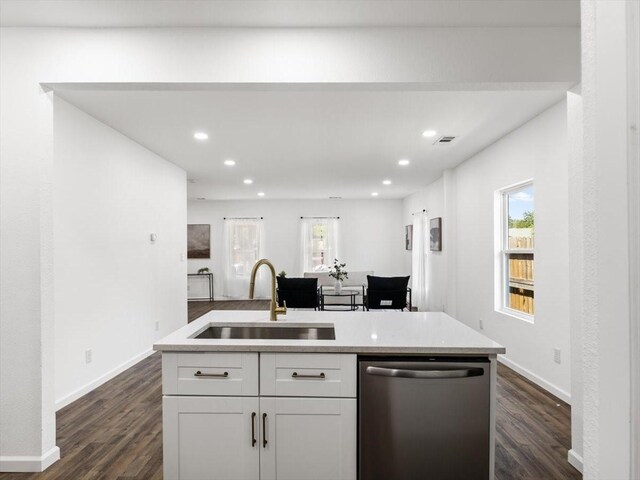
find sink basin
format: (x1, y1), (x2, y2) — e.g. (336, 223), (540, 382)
(194, 324), (336, 340)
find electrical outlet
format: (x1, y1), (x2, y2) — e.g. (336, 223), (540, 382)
(85, 349), (92, 364)
(155, 321), (160, 332)
(479, 319), (484, 330)
(554, 348), (561, 364)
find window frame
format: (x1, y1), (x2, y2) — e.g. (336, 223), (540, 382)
(496, 180), (535, 322)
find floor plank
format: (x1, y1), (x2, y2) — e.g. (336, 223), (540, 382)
(0, 301), (581, 479)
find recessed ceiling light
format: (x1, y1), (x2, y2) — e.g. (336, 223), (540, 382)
(422, 130), (437, 138)
(224, 159), (236, 166)
(398, 159), (410, 166)
(371, 192), (379, 197)
(193, 131), (209, 141)
(257, 192), (265, 197)
(382, 180), (392, 185)
(243, 179), (253, 185)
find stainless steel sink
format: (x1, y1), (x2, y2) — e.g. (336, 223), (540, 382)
(194, 324), (336, 340)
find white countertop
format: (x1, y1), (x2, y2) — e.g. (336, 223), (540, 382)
(153, 310), (505, 355)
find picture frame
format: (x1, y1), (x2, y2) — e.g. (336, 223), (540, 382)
(187, 224), (211, 259)
(405, 225), (413, 250)
(430, 217), (442, 252)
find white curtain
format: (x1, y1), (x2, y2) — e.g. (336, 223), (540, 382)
(299, 218), (339, 274)
(223, 218), (268, 299)
(411, 213), (429, 311)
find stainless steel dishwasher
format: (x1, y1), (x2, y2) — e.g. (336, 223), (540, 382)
(358, 357), (491, 480)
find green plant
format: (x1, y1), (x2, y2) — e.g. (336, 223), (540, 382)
(328, 259), (348, 282)
(278, 270), (287, 277)
(508, 210), (534, 229)
(197, 267), (210, 274)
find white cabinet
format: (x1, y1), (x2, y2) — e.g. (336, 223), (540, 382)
(163, 396), (260, 480)
(162, 353), (357, 480)
(259, 397), (356, 480)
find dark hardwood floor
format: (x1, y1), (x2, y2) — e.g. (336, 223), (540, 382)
(0, 301), (581, 480)
(187, 299), (269, 321)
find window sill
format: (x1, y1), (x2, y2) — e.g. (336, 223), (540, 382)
(496, 307), (534, 324)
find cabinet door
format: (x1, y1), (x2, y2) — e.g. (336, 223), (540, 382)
(259, 397), (356, 480)
(163, 396), (260, 480)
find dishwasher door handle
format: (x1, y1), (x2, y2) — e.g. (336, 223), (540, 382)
(365, 366), (484, 379)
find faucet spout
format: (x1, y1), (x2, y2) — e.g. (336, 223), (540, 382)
(249, 259), (287, 321)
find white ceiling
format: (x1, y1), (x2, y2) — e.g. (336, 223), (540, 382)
(56, 88), (565, 200)
(0, 0), (579, 28)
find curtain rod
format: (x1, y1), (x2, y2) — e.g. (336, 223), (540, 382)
(411, 209), (428, 216)
(224, 216), (264, 220)
(300, 216), (340, 219)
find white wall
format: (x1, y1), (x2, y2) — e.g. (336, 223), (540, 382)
(53, 97), (187, 408)
(187, 199), (407, 299)
(406, 101), (571, 401)
(402, 177), (447, 311)
(578, 1), (634, 477)
(456, 100), (571, 400)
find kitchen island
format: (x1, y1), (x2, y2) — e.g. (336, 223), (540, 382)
(154, 310), (505, 480)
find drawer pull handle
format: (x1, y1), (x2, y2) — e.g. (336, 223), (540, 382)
(194, 370), (229, 378)
(291, 372), (325, 379)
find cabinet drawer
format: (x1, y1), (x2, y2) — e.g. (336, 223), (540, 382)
(260, 353), (356, 398)
(162, 352), (258, 396)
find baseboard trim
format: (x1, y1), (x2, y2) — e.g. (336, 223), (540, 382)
(55, 348), (155, 411)
(0, 446), (60, 472)
(498, 355), (571, 404)
(567, 449), (584, 473)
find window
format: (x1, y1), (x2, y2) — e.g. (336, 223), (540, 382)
(223, 218), (265, 298)
(229, 221), (261, 277)
(498, 182), (535, 318)
(311, 222), (328, 270)
(300, 218), (339, 273)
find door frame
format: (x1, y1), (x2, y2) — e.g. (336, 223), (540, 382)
(628, 0), (640, 477)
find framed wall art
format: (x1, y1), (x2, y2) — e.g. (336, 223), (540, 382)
(187, 224), (211, 259)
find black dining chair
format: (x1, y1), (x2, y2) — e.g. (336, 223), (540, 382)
(365, 275), (411, 311)
(276, 277), (319, 310)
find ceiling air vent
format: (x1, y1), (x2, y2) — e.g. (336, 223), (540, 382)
(434, 136), (456, 145)
(329, 196), (342, 200)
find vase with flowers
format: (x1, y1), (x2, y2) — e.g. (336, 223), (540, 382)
(328, 259), (348, 294)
